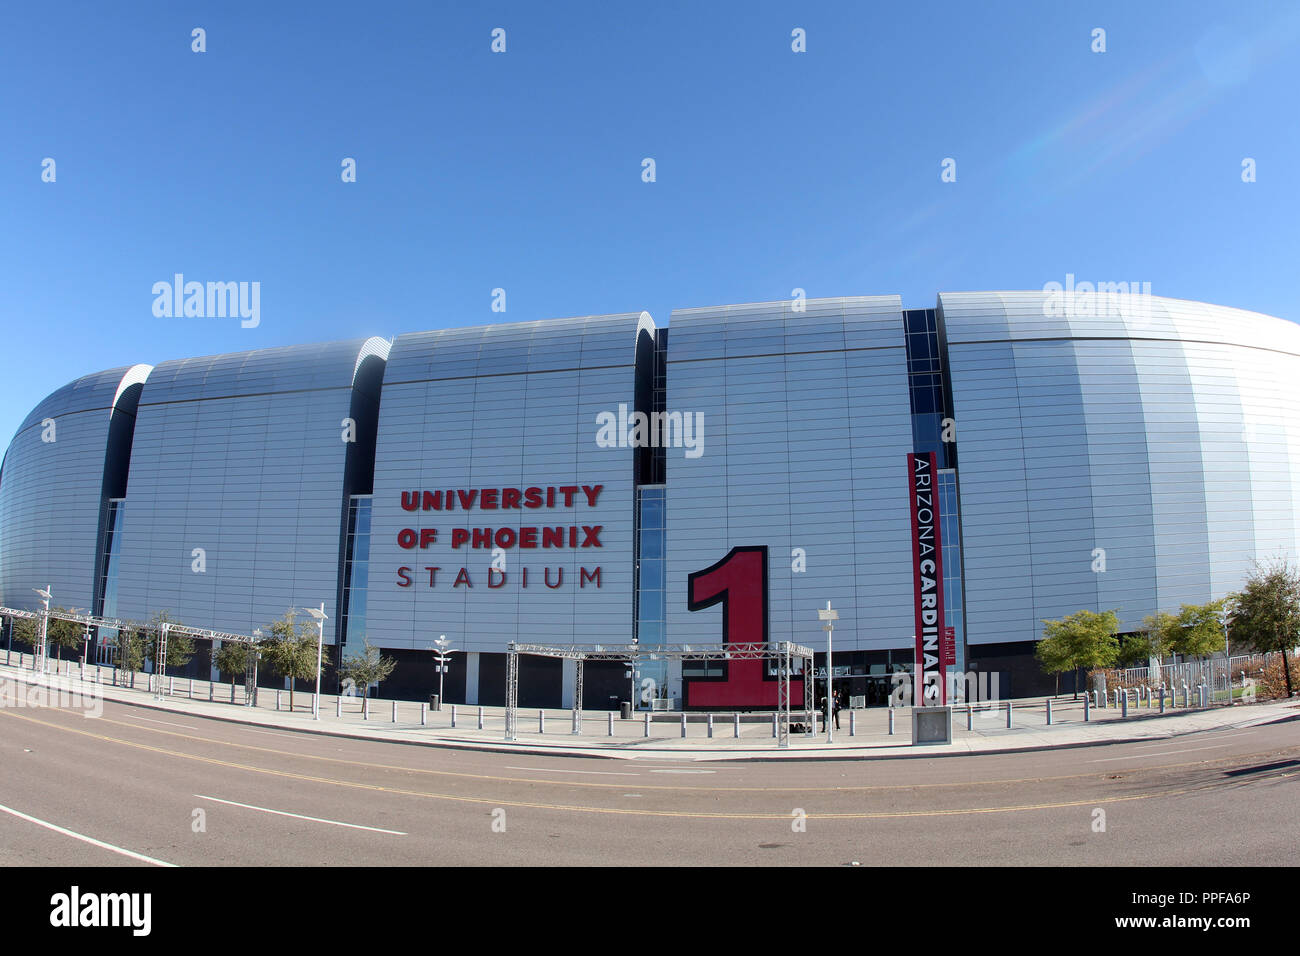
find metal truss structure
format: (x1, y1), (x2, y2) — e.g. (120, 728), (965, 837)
(505, 641), (815, 748)
(0, 606), (258, 701)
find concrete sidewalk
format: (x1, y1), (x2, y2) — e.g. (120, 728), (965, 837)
(1, 657), (1295, 761)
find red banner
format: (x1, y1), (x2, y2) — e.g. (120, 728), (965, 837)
(908, 453), (947, 706)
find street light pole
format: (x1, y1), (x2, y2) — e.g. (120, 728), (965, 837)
(33, 586), (51, 673)
(818, 601), (839, 743)
(300, 604), (328, 720)
(432, 634), (456, 707)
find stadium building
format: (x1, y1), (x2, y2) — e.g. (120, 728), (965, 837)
(3, 291), (1299, 708)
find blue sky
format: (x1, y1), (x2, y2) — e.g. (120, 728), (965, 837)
(2, 1), (1298, 444)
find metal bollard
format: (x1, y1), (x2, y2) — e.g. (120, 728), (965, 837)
(1007, 700), (1013, 729)
(169, 676), (174, 695)
(1182, 684), (1188, 709)
(734, 713), (741, 738)
(451, 704), (457, 727)
(392, 700), (397, 723)
(644, 711), (650, 737)
(276, 690), (282, 711)
(888, 709), (895, 735)
(539, 709), (545, 734)
(572, 709), (581, 735)
(336, 696), (341, 717)
(1046, 697), (1053, 726)
(1121, 691), (1128, 718)
(966, 704), (974, 731)
(478, 707), (484, 730)
(849, 710), (856, 737)
(707, 713), (714, 738)
(680, 713), (687, 738)
(1084, 692), (1090, 722)
(772, 713), (778, 737)
(230, 683), (236, 704)
(1159, 687), (1166, 713)
(608, 711), (614, 736)
(420, 702), (427, 726)
(208, 682), (214, 701)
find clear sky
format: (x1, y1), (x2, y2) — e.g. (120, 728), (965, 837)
(2, 1), (1298, 445)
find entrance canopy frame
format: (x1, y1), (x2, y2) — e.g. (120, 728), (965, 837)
(505, 641), (815, 748)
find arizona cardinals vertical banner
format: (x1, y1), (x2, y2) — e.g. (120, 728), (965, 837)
(908, 452), (947, 705)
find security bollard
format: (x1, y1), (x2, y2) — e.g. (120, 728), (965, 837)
(608, 711), (614, 736)
(363, 699), (369, 720)
(1046, 697), (1053, 726)
(1007, 700), (1013, 729)
(208, 682), (214, 701)
(966, 704), (974, 731)
(478, 707), (485, 730)
(1084, 692), (1090, 722)
(392, 700), (397, 723)
(572, 710), (580, 735)
(888, 709), (895, 735)
(336, 696), (341, 718)
(772, 713), (778, 737)
(230, 683), (236, 704)
(1159, 687), (1166, 713)
(1114, 689), (1121, 709)
(734, 713), (741, 738)
(850, 709), (856, 737)
(420, 702), (427, 726)
(539, 710), (545, 734)
(169, 676), (174, 695)
(1121, 691), (1128, 718)
(451, 704), (457, 727)
(707, 713), (714, 738)
(644, 711), (650, 737)
(680, 713), (687, 738)
(277, 690), (282, 711)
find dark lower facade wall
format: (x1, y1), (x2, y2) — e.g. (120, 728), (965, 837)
(3, 627), (1056, 708)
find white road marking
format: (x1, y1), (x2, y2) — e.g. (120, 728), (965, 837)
(194, 794), (407, 835)
(0, 801), (177, 867)
(504, 766), (638, 776)
(119, 714), (200, 730)
(1089, 744), (1236, 762)
(649, 769), (717, 774)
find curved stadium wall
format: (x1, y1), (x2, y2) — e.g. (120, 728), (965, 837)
(1, 292), (1298, 704)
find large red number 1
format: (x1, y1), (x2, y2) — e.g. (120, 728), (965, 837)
(686, 546), (802, 709)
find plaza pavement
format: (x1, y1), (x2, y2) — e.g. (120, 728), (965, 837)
(1, 653), (1294, 761)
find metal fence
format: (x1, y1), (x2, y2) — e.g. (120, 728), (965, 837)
(1107, 652), (1278, 703)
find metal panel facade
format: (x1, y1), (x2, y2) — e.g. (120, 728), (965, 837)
(366, 314), (641, 653)
(0, 367), (142, 611)
(941, 290), (1300, 646)
(109, 341), (381, 641)
(664, 298), (917, 653)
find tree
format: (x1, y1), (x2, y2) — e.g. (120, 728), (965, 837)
(213, 641), (259, 684)
(140, 610), (195, 672)
(1169, 599), (1228, 659)
(114, 623), (146, 687)
(259, 610), (331, 712)
(14, 608), (85, 661)
(336, 640), (397, 718)
(1037, 610), (1121, 698)
(1230, 558), (1300, 698)
(1118, 611), (1177, 666)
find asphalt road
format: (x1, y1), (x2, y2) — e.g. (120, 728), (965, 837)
(1, 692), (1296, 866)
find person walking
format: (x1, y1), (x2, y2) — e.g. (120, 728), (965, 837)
(832, 689), (842, 730)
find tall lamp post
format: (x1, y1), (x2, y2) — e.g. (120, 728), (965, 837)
(1218, 606), (1231, 707)
(818, 601), (838, 743)
(432, 634), (456, 709)
(33, 586), (52, 673)
(302, 604), (328, 720)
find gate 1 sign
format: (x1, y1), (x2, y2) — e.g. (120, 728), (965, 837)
(685, 545), (802, 709)
(908, 453), (947, 706)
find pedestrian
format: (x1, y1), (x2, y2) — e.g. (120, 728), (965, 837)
(832, 690), (842, 730)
